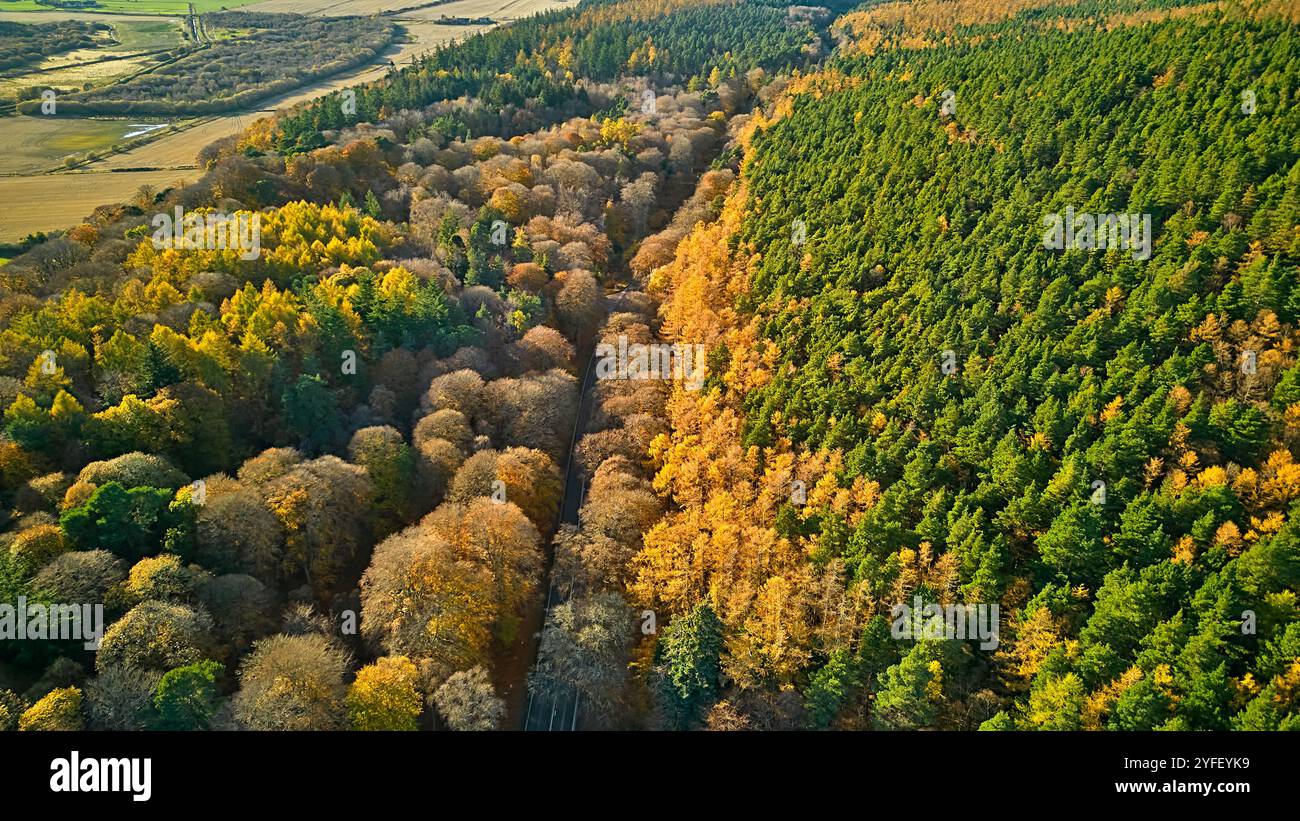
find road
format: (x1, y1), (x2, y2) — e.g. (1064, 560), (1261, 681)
(522, 335), (599, 730)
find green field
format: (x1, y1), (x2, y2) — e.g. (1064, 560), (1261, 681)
(0, 0), (260, 14)
(0, 115), (183, 175)
(0, 18), (187, 106)
(111, 17), (186, 49)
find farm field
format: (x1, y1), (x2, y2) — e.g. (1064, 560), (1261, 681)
(0, 0), (572, 16)
(0, 0), (258, 14)
(0, 16), (188, 106)
(244, 0), (575, 20)
(0, 0), (576, 240)
(0, 9), (187, 42)
(0, 9), (173, 23)
(88, 33), (414, 170)
(0, 52), (159, 103)
(0, 115), (183, 175)
(105, 15), (187, 48)
(0, 12), (186, 54)
(0, 15), (195, 172)
(87, 18), (477, 171)
(0, 167), (194, 241)
(6, 22), (411, 177)
(406, 0), (575, 20)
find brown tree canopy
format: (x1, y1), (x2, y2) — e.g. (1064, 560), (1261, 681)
(347, 425), (415, 532)
(507, 262), (549, 294)
(233, 633), (351, 731)
(552, 269), (607, 346)
(96, 601), (214, 674)
(192, 473), (284, 581)
(236, 447), (304, 486)
(528, 592), (633, 728)
(423, 498), (543, 641)
(419, 368), (488, 424)
(447, 447), (563, 532)
(360, 522), (495, 678)
(482, 369), (579, 462)
(413, 436), (467, 512)
(503, 325), (575, 377)
(580, 463), (665, 556)
(32, 549), (126, 604)
(414, 408), (474, 454)
(371, 347), (423, 424)
(263, 456), (374, 600)
(552, 525), (634, 598)
(432, 665), (505, 731)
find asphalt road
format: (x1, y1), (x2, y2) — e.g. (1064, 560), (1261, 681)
(523, 346), (597, 731)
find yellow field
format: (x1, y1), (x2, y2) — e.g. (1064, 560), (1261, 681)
(0, 0), (258, 13)
(405, 0), (576, 21)
(0, 12), (188, 48)
(0, 10), (173, 23)
(0, 52), (158, 102)
(0, 169), (197, 241)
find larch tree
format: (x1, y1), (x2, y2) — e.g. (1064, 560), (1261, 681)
(347, 655), (424, 731)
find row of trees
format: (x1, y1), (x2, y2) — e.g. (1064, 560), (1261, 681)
(527, 295), (668, 726)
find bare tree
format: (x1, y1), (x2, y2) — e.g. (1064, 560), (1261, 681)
(528, 592), (633, 728)
(233, 633), (350, 731)
(433, 666), (504, 731)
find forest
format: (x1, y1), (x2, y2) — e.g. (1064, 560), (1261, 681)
(0, 0), (796, 730)
(642, 0), (1300, 729)
(0, 0), (1296, 732)
(273, 0), (854, 153)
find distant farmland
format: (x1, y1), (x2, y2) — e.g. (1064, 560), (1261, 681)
(0, 0), (579, 241)
(0, 168), (195, 242)
(243, 0), (574, 20)
(0, 0), (261, 14)
(0, 116), (164, 175)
